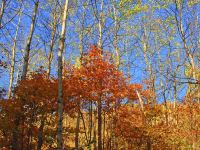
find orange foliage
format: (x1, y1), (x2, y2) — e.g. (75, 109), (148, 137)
(2, 46), (199, 149)
(76, 45), (128, 108)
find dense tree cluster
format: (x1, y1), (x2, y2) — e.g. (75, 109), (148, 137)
(0, 0), (199, 149)
(0, 46), (199, 149)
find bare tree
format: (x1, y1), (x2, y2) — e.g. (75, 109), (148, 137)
(57, 0), (69, 149)
(47, 2), (58, 77)
(0, 0), (6, 27)
(7, 8), (22, 98)
(21, 0), (39, 78)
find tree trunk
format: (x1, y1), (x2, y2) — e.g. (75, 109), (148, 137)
(137, 91), (151, 149)
(12, 117), (20, 150)
(174, 0), (196, 80)
(7, 9), (22, 98)
(112, 0), (120, 68)
(40, 9), (57, 146)
(88, 101), (93, 149)
(136, 90), (144, 112)
(147, 137), (151, 150)
(0, 0), (6, 28)
(57, 0), (68, 149)
(75, 110), (80, 150)
(80, 110), (89, 144)
(163, 92), (169, 125)
(97, 98), (102, 150)
(37, 116), (45, 150)
(21, 0), (39, 79)
(98, 0), (104, 49)
(74, 19), (85, 148)
(142, 24), (156, 104)
(102, 111), (106, 150)
(47, 7), (57, 77)
(93, 108), (97, 150)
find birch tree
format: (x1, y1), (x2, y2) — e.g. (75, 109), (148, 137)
(57, 0), (69, 149)
(7, 8), (22, 98)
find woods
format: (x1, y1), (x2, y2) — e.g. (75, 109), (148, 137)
(0, 0), (200, 149)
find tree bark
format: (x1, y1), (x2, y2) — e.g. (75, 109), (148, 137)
(98, 0), (104, 49)
(102, 111), (106, 150)
(88, 101), (93, 149)
(111, 0), (120, 68)
(74, 16), (85, 148)
(136, 91), (151, 149)
(142, 24), (156, 104)
(21, 0), (39, 79)
(93, 108), (97, 150)
(12, 117), (20, 150)
(37, 117), (45, 150)
(75, 110), (80, 150)
(0, 0), (6, 28)
(7, 10), (22, 98)
(97, 98), (102, 150)
(147, 137), (151, 150)
(57, 0), (68, 149)
(47, 6), (57, 77)
(80, 110), (89, 144)
(174, 0), (196, 80)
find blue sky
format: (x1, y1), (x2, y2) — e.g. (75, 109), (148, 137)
(0, 0), (199, 102)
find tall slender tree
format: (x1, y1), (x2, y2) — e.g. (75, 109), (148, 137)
(0, 0), (6, 28)
(21, 0), (39, 79)
(7, 9), (22, 98)
(47, 1), (58, 77)
(57, 0), (69, 149)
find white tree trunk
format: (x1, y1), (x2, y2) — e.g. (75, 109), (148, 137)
(7, 9), (22, 98)
(57, 0), (69, 149)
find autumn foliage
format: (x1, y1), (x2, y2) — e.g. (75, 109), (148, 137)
(0, 46), (200, 149)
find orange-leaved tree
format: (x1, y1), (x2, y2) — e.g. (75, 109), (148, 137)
(75, 45), (128, 150)
(0, 70), (57, 150)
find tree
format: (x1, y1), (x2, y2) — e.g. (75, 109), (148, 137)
(0, 70), (57, 150)
(7, 8), (22, 98)
(77, 46), (127, 150)
(21, 0), (39, 79)
(0, 0), (6, 28)
(57, 0), (69, 149)
(0, 0), (200, 149)
(47, 0), (58, 77)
